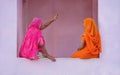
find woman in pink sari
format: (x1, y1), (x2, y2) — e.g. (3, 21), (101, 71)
(19, 15), (58, 62)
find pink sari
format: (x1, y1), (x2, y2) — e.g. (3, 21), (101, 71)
(19, 18), (45, 60)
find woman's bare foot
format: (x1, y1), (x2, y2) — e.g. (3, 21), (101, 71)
(47, 55), (56, 62)
(43, 54), (56, 62)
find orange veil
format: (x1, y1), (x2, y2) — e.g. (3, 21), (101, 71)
(71, 18), (101, 59)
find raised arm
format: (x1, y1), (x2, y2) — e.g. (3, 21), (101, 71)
(40, 14), (58, 30)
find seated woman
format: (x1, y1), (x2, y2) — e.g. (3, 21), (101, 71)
(19, 14), (58, 61)
(71, 18), (101, 59)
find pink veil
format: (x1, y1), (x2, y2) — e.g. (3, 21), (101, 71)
(19, 18), (45, 59)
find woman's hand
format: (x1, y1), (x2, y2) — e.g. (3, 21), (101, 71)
(52, 14), (58, 21)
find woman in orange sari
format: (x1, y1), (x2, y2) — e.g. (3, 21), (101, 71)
(71, 18), (101, 59)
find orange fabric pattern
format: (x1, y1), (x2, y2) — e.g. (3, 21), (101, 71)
(71, 18), (101, 59)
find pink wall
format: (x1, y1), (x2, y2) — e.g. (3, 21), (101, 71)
(17, 0), (23, 57)
(92, 0), (98, 25)
(18, 0), (97, 57)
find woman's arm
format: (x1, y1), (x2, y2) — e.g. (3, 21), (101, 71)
(40, 14), (58, 30)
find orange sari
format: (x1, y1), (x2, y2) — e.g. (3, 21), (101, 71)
(71, 18), (101, 59)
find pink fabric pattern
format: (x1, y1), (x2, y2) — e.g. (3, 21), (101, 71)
(19, 18), (45, 60)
